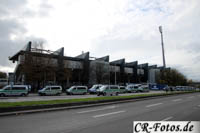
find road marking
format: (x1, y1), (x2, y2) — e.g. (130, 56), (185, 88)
(93, 110), (126, 118)
(146, 103), (163, 108)
(77, 106), (116, 114)
(172, 99), (182, 102)
(162, 116), (173, 121)
(187, 96), (194, 99)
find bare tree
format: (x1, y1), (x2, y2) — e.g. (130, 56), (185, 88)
(21, 41), (57, 91)
(0, 71), (7, 78)
(95, 62), (105, 84)
(89, 61), (109, 84)
(156, 68), (187, 86)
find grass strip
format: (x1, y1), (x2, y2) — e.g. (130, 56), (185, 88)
(0, 91), (198, 108)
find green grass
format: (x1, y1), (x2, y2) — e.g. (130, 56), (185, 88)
(0, 91), (198, 108)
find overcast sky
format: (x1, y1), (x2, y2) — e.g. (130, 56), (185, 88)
(0, 0), (200, 81)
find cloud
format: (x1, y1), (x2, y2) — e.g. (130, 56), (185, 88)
(88, 0), (200, 81)
(0, 0), (199, 81)
(0, 0), (48, 72)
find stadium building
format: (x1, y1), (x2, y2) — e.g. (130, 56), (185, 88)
(9, 41), (162, 92)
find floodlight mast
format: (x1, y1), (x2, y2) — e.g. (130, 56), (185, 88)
(159, 26), (166, 68)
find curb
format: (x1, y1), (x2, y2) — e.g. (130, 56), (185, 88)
(0, 91), (199, 117)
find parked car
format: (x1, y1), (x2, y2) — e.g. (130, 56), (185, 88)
(126, 84), (139, 93)
(119, 86), (127, 93)
(88, 84), (102, 94)
(125, 84), (133, 93)
(97, 85), (120, 96)
(0, 85), (29, 97)
(140, 84), (150, 92)
(175, 86), (184, 91)
(38, 85), (62, 96)
(66, 86), (88, 95)
(131, 84), (143, 92)
(126, 84), (148, 93)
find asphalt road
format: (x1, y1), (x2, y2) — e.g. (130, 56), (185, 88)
(0, 90), (164, 102)
(0, 92), (200, 133)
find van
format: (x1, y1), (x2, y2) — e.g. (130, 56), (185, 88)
(126, 84), (148, 93)
(119, 86), (127, 93)
(66, 86), (88, 95)
(0, 85), (29, 96)
(140, 84), (150, 92)
(88, 84), (102, 94)
(131, 84), (142, 92)
(97, 85), (120, 96)
(38, 85), (62, 96)
(126, 84), (139, 93)
(175, 86), (184, 91)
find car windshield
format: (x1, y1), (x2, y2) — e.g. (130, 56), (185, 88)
(1, 86), (8, 90)
(91, 85), (101, 90)
(44, 87), (50, 91)
(90, 85), (97, 90)
(99, 86), (106, 91)
(68, 86), (75, 91)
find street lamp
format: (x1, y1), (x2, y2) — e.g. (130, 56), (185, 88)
(159, 26), (166, 68)
(115, 63), (117, 85)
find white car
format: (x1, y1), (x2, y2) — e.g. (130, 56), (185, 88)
(0, 85), (29, 96)
(88, 84), (102, 94)
(38, 85), (62, 96)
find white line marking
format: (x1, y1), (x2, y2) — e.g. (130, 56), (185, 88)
(146, 103), (163, 108)
(187, 96), (194, 99)
(77, 106), (116, 114)
(162, 116), (173, 121)
(93, 110), (125, 118)
(172, 99), (182, 102)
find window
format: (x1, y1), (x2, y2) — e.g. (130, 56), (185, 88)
(120, 87), (125, 90)
(77, 87), (86, 90)
(0, 80), (7, 82)
(45, 88), (50, 91)
(4, 87), (11, 90)
(96, 86), (100, 89)
(51, 87), (61, 90)
(129, 86), (133, 89)
(134, 86), (138, 89)
(105, 86), (109, 90)
(110, 86), (118, 89)
(12, 87), (26, 90)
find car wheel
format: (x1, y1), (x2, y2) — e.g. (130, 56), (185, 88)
(0, 93), (5, 97)
(116, 92), (119, 96)
(21, 93), (26, 97)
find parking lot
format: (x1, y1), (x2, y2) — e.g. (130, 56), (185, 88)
(0, 90), (164, 102)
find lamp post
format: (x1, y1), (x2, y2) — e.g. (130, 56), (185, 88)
(159, 26), (166, 68)
(114, 63), (117, 85)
